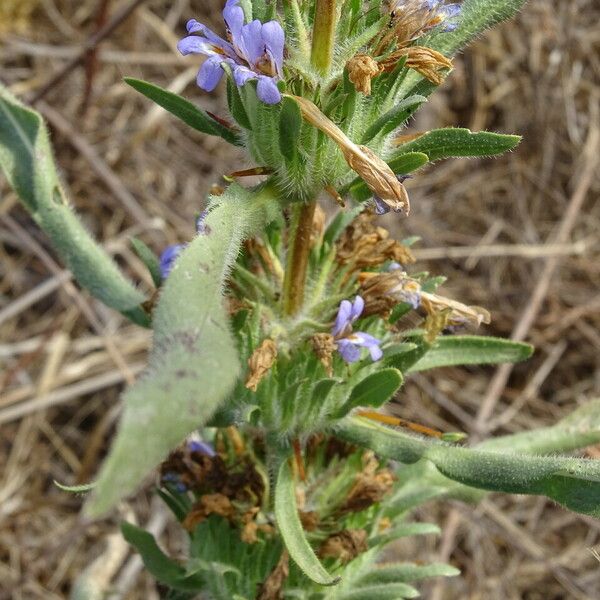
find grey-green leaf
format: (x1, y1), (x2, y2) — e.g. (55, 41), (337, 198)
(393, 128), (521, 161)
(125, 77), (241, 146)
(275, 458), (340, 586)
(361, 95), (427, 144)
(85, 185), (274, 516)
(408, 336), (533, 372)
(337, 417), (600, 518)
(0, 85), (148, 326)
(358, 562), (460, 584)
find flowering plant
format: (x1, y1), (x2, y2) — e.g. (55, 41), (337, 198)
(2, 0), (600, 597)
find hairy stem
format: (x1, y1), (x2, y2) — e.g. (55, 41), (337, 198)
(310, 0), (337, 76)
(283, 201), (317, 315)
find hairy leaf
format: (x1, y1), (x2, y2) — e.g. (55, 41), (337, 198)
(408, 336), (533, 372)
(121, 522), (204, 591)
(131, 237), (162, 287)
(275, 459), (340, 586)
(394, 128), (521, 161)
(0, 85), (148, 325)
(86, 185), (274, 516)
(125, 78), (241, 146)
(279, 96), (303, 163)
(337, 417), (600, 517)
(358, 562), (460, 584)
(336, 368), (403, 417)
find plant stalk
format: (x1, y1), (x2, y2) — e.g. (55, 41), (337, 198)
(283, 201), (317, 315)
(310, 0), (337, 76)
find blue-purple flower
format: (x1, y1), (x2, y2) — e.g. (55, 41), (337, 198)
(177, 0), (284, 104)
(332, 296), (383, 363)
(159, 244), (185, 280)
(188, 439), (216, 457)
(373, 175), (410, 215)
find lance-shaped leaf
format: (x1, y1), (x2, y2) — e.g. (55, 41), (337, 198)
(336, 368), (403, 417)
(361, 96), (427, 144)
(0, 85), (148, 326)
(275, 458), (340, 586)
(86, 185), (273, 516)
(125, 78), (241, 146)
(346, 152), (429, 202)
(358, 562), (459, 585)
(408, 336), (533, 372)
(393, 128), (521, 161)
(279, 96), (302, 163)
(336, 417), (600, 518)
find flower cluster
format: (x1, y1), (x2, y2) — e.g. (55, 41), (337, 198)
(177, 0), (284, 104)
(332, 296), (383, 363)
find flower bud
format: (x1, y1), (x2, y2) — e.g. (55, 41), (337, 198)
(245, 339), (278, 391)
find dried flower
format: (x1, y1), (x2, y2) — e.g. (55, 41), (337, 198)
(360, 269), (422, 316)
(380, 45), (453, 85)
(332, 296), (383, 363)
(346, 54), (382, 95)
(178, 0), (284, 104)
(245, 339), (278, 391)
(421, 291), (491, 328)
(336, 212), (415, 269)
(320, 530), (368, 563)
(256, 551), (289, 600)
(289, 95), (410, 214)
(311, 333), (337, 376)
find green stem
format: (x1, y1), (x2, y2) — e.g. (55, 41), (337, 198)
(283, 201), (317, 316)
(311, 0), (337, 76)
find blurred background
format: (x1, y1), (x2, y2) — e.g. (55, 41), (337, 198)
(1, 0), (599, 598)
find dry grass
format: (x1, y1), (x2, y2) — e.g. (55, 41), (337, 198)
(1, 0), (599, 598)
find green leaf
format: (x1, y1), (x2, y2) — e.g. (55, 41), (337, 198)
(86, 185), (275, 516)
(347, 152), (429, 202)
(479, 398), (600, 455)
(336, 368), (403, 417)
(131, 237), (162, 287)
(337, 417), (600, 518)
(275, 458), (340, 586)
(339, 583), (419, 599)
(121, 522), (204, 591)
(323, 205), (364, 247)
(361, 95), (427, 144)
(227, 77), (252, 130)
(125, 78), (241, 146)
(393, 128), (521, 161)
(368, 522), (440, 548)
(0, 85), (148, 326)
(279, 96), (302, 163)
(359, 562), (460, 584)
(408, 336), (533, 372)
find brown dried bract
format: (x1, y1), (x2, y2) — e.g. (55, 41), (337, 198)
(245, 339), (278, 391)
(256, 551), (289, 600)
(340, 453), (395, 513)
(337, 213), (415, 271)
(359, 269), (421, 316)
(381, 46), (453, 85)
(421, 292), (491, 328)
(299, 510), (320, 532)
(319, 529), (368, 563)
(347, 54), (383, 95)
(183, 493), (234, 531)
(288, 95), (409, 214)
(311, 333), (336, 376)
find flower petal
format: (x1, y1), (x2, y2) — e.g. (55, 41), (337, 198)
(333, 300), (352, 337)
(177, 35), (219, 57)
(256, 76), (281, 104)
(232, 64), (256, 87)
(223, 0), (245, 42)
(350, 296), (365, 322)
(159, 244), (185, 279)
(238, 19), (264, 65)
(197, 57), (225, 92)
(261, 20), (285, 75)
(337, 339), (361, 363)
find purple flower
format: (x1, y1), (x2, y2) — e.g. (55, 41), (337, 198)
(177, 0), (284, 104)
(188, 440), (216, 457)
(425, 1), (461, 31)
(159, 244), (185, 279)
(195, 209), (210, 234)
(332, 296), (383, 363)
